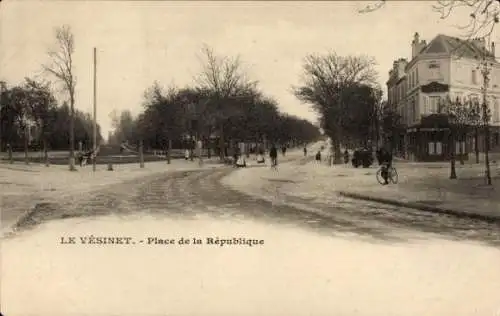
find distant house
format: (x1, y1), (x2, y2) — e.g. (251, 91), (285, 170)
(387, 32), (500, 161)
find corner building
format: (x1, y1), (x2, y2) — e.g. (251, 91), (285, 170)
(387, 32), (500, 161)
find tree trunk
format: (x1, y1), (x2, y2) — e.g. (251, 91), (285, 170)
(332, 123), (342, 165)
(474, 127), (479, 163)
(8, 143), (12, 164)
(449, 129), (457, 179)
(219, 126), (225, 161)
(484, 125), (492, 185)
(24, 125), (29, 165)
(167, 139), (172, 164)
(69, 95), (76, 171)
(43, 138), (49, 167)
(207, 127), (212, 159)
(139, 140), (144, 168)
(458, 133), (464, 165)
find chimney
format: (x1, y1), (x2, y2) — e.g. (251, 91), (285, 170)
(412, 32), (420, 58)
(413, 32), (420, 43)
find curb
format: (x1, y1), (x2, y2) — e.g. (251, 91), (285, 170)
(338, 191), (500, 224)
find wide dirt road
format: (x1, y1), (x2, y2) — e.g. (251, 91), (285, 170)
(2, 158), (500, 316)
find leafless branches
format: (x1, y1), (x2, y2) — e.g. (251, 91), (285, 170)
(433, 0), (500, 39)
(43, 24), (77, 170)
(194, 44), (257, 99)
(43, 25), (76, 100)
(357, 0), (386, 14)
(295, 52), (378, 110)
(359, 0), (500, 40)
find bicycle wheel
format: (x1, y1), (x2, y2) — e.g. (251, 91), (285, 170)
(389, 167), (398, 184)
(376, 168), (385, 185)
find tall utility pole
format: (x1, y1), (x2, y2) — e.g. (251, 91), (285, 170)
(93, 47), (97, 172)
(478, 54), (493, 185)
(0, 81), (6, 153)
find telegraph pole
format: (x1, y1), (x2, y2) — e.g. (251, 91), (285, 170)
(93, 47), (97, 172)
(0, 81), (5, 153)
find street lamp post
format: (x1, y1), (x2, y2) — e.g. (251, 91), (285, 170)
(478, 57), (493, 185)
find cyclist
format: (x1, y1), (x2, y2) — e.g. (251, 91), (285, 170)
(270, 144), (278, 168)
(377, 145), (393, 185)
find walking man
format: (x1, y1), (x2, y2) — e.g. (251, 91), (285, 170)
(270, 144), (278, 169)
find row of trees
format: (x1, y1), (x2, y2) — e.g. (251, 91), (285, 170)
(109, 45), (321, 160)
(0, 78), (102, 157)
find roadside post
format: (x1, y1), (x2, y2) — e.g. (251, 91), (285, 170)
(139, 140), (145, 168)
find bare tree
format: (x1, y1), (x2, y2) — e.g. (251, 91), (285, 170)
(359, 0), (500, 39)
(293, 52), (378, 164)
(43, 25), (77, 171)
(441, 96), (476, 179)
(194, 44), (257, 160)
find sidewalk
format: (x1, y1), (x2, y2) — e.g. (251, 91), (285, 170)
(1, 159), (222, 234)
(222, 158), (500, 222)
(337, 163), (500, 222)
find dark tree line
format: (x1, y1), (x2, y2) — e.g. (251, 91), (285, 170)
(108, 84), (320, 156)
(0, 78), (102, 154)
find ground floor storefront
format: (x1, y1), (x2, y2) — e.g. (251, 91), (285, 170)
(394, 126), (500, 162)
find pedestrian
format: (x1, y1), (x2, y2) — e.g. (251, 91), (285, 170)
(233, 148), (239, 167)
(184, 149), (189, 160)
(343, 149), (349, 164)
(315, 150), (321, 162)
(303, 146), (307, 157)
(270, 144), (278, 168)
(378, 145), (393, 185)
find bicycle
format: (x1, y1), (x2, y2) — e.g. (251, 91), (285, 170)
(376, 163), (398, 185)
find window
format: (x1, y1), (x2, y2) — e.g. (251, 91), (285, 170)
(428, 142), (436, 154)
(472, 70), (478, 84)
(416, 68), (419, 84)
(493, 97), (500, 122)
(455, 141), (466, 154)
(428, 142), (442, 155)
(428, 61), (440, 69)
(436, 142), (442, 155)
(429, 96), (440, 113)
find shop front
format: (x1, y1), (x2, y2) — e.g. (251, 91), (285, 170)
(405, 114), (469, 162)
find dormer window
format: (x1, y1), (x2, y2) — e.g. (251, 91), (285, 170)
(428, 62), (439, 69)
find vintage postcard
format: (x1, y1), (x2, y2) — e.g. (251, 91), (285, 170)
(1, 1), (499, 315)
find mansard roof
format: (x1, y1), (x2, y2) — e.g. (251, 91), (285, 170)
(419, 34), (496, 61)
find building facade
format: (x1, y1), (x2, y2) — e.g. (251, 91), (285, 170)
(387, 33), (500, 161)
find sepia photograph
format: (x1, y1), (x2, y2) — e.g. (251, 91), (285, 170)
(1, 0), (500, 315)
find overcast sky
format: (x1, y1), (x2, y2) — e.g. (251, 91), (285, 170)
(1, 1), (496, 138)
